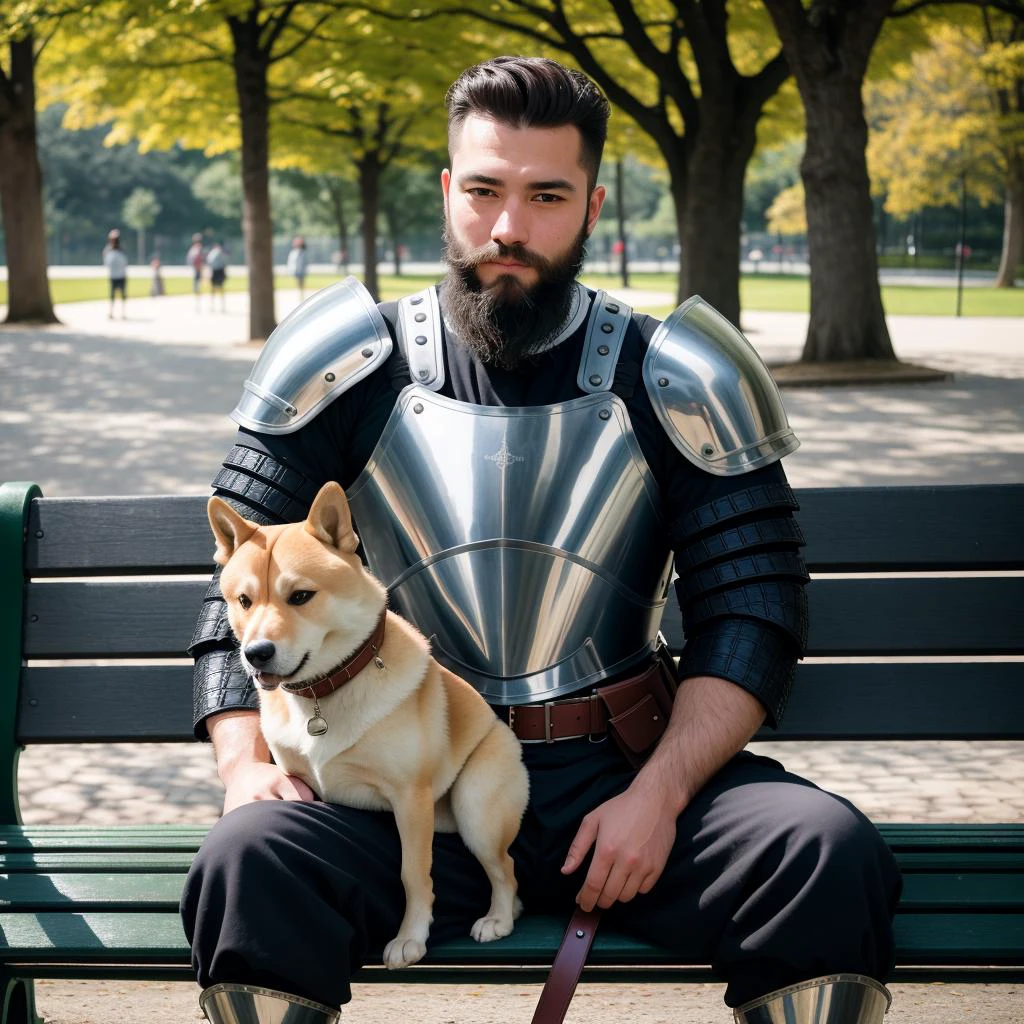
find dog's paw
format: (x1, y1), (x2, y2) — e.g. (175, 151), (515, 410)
(471, 914), (515, 943)
(383, 936), (427, 969)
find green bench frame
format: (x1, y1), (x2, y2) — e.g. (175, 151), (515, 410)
(1, 481), (1022, 1023)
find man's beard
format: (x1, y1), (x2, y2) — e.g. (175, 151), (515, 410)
(441, 219), (588, 370)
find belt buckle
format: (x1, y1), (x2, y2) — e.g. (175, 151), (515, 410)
(544, 701), (554, 743)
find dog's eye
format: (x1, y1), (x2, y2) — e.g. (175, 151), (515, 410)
(238, 594), (252, 610)
(288, 590), (315, 606)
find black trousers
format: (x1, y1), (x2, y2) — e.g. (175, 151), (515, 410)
(181, 739), (901, 1010)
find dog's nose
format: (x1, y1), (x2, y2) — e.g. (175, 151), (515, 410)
(244, 640), (276, 666)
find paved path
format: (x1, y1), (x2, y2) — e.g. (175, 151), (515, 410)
(2, 289), (1022, 1021)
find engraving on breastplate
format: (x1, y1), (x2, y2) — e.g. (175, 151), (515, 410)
(485, 442), (525, 470)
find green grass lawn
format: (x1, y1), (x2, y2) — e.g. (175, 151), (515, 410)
(2, 269), (1021, 318)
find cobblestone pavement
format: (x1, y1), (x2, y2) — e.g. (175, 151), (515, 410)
(3, 290), (1022, 1022)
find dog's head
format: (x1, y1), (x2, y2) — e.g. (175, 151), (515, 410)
(207, 481), (386, 691)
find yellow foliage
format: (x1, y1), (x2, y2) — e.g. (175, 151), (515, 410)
(765, 182), (806, 236)
(867, 16), (1022, 217)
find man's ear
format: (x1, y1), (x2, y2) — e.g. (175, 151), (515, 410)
(305, 481), (359, 553)
(586, 183), (606, 237)
(208, 497), (258, 566)
(441, 167), (451, 217)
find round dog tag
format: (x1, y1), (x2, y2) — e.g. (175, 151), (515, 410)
(307, 715), (328, 737)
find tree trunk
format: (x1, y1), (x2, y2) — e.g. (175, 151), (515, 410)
(799, 75), (893, 360)
(327, 181), (350, 273)
(764, 0), (895, 363)
(358, 154), (381, 302)
(229, 20), (276, 341)
(0, 36), (57, 324)
(665, 94), (760, 326)
(995, 165), (1023, 288)
(615, 158), (629, 289)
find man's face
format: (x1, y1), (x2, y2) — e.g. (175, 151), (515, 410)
(441, 115), (606, 294)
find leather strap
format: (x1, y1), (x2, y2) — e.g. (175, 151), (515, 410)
(284, 611), (387, 700)
(508, 694), (608, 742)
(530, 908), (602, 1024)
(506, 667), (659, 743)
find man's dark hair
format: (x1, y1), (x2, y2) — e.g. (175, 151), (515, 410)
(446, 56), (610, 187)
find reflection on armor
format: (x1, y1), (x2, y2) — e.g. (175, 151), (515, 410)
(232, 277), (391, 435)
(643, 296), (799, 476)
(347, 387), (673, 704)
(733, 974), (891, 1024)
(200, 982), (340, 1023)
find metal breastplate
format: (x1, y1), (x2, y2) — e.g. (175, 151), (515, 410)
(346, 290), (673, 704)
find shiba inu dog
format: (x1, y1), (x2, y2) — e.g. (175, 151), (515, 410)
(208, 481), (530, 969)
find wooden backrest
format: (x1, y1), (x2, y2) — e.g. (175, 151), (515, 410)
(5, 484), (1024, 746)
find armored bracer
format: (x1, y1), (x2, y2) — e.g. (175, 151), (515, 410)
(671, 483), (809, 726)
(231, 277), (392, 435)
(643, 297), (799, 476)
(188, 444), (325, 737)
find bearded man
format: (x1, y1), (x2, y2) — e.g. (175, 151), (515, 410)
(183, 55), (901, 1024)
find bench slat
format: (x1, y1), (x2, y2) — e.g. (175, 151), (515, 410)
(0, 854), (197, 872)
(22, 577), (1024, 659)
(23, 486), (1024, 576)
(3, 871), (1018, 912)
(14, 660), (1024, 743)
(2, 912), (1021, 967)
(0, 874), (182, 907)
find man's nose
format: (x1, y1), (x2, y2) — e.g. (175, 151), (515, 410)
(491, 203), (528, 248)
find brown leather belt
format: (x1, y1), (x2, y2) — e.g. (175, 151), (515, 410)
(507, 693), (608, 743)
(505, 665), (665, 743)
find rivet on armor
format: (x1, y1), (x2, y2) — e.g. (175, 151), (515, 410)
(658, 377), (669, 387)
(702, 443), (715, 458)
(413, 403), (424, 414)
(411, 295), (423, 305)
(597, 344), (609, 356)
(576, 930), (585, 938)
(418, 369), (430, 379)
(35, 530), (44, 539)
(605, 303), (619, 314)
(601, 323), (614, 334)
(324, 372), (336, 383)
(361, 348), (373, 358)
(589, 374), (602, 386)
(415, 335), (428, 346)
(414, 312), (427, 323)
(599, 409), (611, 421)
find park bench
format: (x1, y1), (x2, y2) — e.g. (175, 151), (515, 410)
(1, 479), (1022, 1024)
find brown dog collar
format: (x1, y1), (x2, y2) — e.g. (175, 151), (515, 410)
(284, 610), (387, 700)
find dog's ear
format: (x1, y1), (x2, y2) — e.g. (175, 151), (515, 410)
(208, 497), (258, 566)
(305, 481), (359, 553)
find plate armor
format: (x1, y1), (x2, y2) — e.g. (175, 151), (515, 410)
(226, 278), (800, 707)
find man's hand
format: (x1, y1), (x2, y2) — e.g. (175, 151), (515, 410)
(560, 675), (768, 912)
(560, 776), (677, 911)
(208, 710), (316, 814)
(221, 761), (317, 815)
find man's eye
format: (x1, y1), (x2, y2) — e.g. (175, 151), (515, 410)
(468, 188), (497, 198)
(288, 590), (316, 606)
(238, 594), (252, 610)
(535, 193), (563, 203)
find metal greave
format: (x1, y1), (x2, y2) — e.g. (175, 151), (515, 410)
(200, 983), (341, 1024)
(733, 973), (892, 1024)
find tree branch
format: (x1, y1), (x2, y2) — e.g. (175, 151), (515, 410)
(269, 9), (336, 63)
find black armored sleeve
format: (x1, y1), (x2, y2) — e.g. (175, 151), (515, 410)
(188, 439), (328, 739)
(669, 480), (809, 727)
